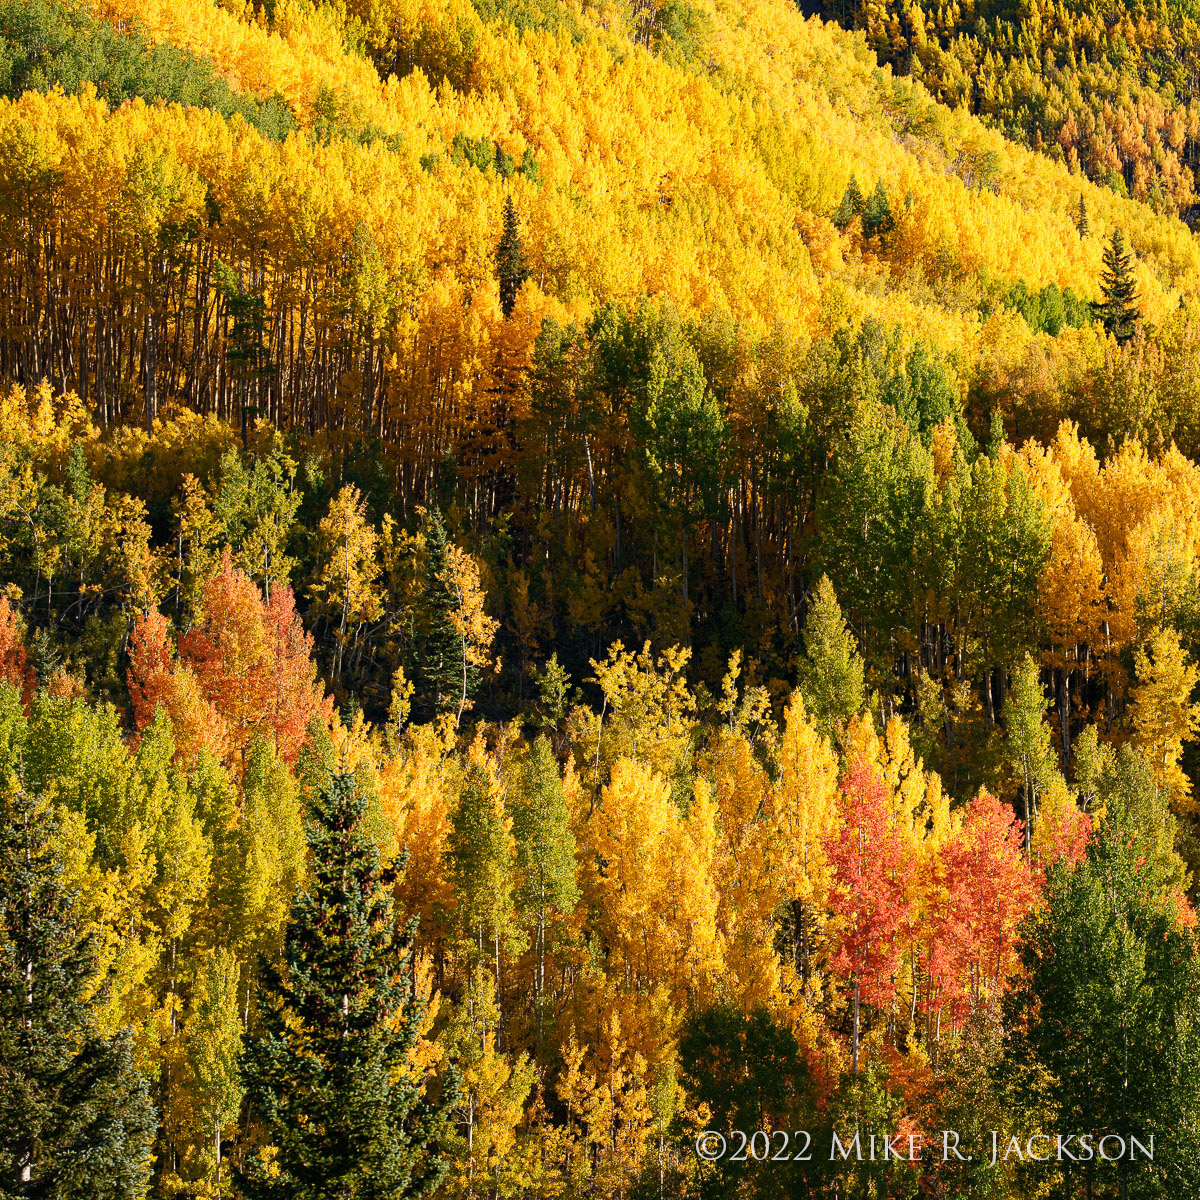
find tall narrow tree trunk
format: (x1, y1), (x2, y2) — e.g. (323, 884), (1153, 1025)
(852, 978), (861, 1072)
(144, 308), (157, 433)
(680, 522), (689, 608)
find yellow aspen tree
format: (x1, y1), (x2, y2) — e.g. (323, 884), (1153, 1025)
(766, 694), (840, 992)
(570, 642), (695, 792)
(444, 543), (499, 726)
(170, 474), (221, 618)
(1129, 510), (1200, 639)
(1129, 627), (1200, 815)
(555, 1019), (655, 1200)
(1037, 507), (1106, 751)
(703, 722), (780, 1010)
(310, 483), (382, 683)
(377, 719), (458, 949)
(582, 758), (724, 1026)
(441, 965), (538, 1200)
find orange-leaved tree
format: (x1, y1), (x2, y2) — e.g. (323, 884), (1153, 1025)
(0, 595), (36, 709)
(825, 759), (915, 1072)
(923, 792), (1037, 1038)
(130, 552), (330, 768)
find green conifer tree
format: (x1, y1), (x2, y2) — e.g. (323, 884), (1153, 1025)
(415, 509), (464, 717)
(861, 180), (895, 241)
(798, 574), (865, 745)
(832, 174), (865, 229)
(529, 652), (571, 732)
(1098, 228), (1140, 343)
(214, 261), (270, 447)
(495, 197), (529, 319)
(1076, 195), (1089, 237)
(239, 771), (454, 1200)
(0, 778), (156, 1199)
(1008, 794), (1200, 1198)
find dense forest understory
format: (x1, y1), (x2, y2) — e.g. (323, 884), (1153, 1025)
(3, 0), (1200, 1198)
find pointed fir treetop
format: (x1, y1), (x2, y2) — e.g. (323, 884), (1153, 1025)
(239, 769), (455, 1200)
(1098, 227), (1140, 343)
(415, 506), (461, 717)
(496, 196), (530, 319)
(861, 179), (895, 241)
(832, 174), (865, 229)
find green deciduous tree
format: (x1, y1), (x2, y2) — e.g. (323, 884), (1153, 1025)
(212, 443), (301, 602)
(678, 1005), (824, 1200)
(798, 574), (865, 745)
(631, 318), (727, 606)
(510, 736), (579, 1044)
(183, 948), (244, 1196)
(817, 399), (934, 675)
(1005, 652), (1058, 854)
(445, 761), (517, 982)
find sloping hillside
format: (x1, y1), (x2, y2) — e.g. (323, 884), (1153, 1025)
(6, 7), (1200, 1198)
(6, 0), (1199, 384)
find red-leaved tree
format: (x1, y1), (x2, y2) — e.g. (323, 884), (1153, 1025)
(127, 607), (229, 765)
(826, 759), (915, 1071)
(129, 552), (330, 768)
(923, 792), (1037, 1037)
(0, 595), (36, 710)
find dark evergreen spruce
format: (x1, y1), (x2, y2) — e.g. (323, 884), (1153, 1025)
(495, 197), (530, 319)
(861, 180), (895, 242)
(0, 782), (155, 1199)
(415, 508), (469, 717)
(239, 771), (455, 1200)
(1097, 228), (1140, 343)
(832, 174), (864, 229)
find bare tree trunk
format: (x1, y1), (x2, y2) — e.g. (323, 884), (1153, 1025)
(144, 307), (157, 433)
(852, 977), (861, 1072)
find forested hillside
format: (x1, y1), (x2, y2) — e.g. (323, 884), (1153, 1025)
(3, 0), (1200, 1197)
(826, 0), (1200, 218)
